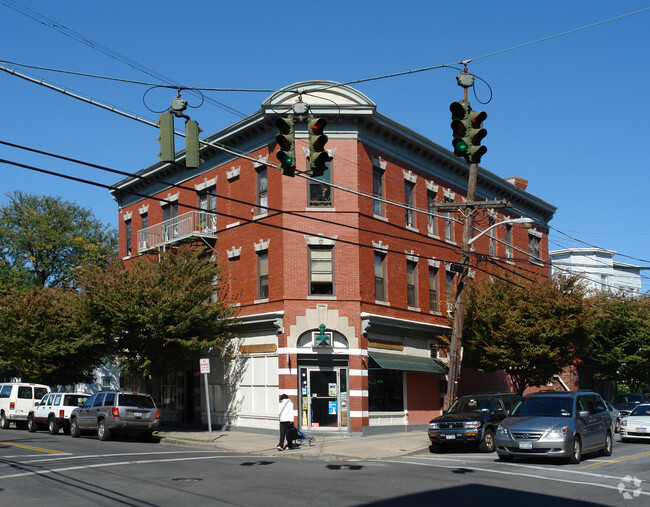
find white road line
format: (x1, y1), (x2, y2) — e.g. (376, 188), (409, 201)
(380, 458), (650, 497)
(0, 455), (267, 480)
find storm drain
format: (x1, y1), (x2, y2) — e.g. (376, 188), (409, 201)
(172, 478), (203, 482)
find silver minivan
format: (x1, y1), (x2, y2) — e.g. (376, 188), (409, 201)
(495, 391), (613, 464)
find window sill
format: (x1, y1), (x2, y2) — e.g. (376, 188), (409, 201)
(375, 300), (390, 306)
(226, 221), (240, 228)
(254, 298), (269, 304)
(373, 214), (388, 222)
(407, 305), (421, 312)
(405, 225), (419, 233)
(306, 206), (336, 212)
(429, 311), (442, 316)
(445, 239), (458, 246)
(252, 213), (268, 220)
(427, 233), (440, 240)
(307, 295), (336, 300)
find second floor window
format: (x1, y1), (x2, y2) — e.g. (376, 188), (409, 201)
(406, 260), (417, 307)
(125, 219), (132, 257)
(257, 250), (269, 299)
(429, 266), (439, 312)
(257, 168), (268, 215)
(197, 186), (217, 232)
(373, 167), (384, 216)
(405, 181), (415, 228)
(374, 252), (386, 301)
(162, 201), (178, 241)
(529, 233), (541, 263)
(310, 246), (334, 295)
(505, 224), (513, 260)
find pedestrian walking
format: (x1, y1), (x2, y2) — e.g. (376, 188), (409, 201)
(277, 394), (295, 451)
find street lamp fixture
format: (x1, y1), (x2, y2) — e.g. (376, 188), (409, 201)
(467, 218), (534, 246)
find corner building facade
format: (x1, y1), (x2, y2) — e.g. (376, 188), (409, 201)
(111, 81), (556, 434)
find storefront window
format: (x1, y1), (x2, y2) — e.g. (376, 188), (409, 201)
(368, 358), (404, 411)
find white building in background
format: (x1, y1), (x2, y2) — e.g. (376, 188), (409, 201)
(550, 248), (644, 296)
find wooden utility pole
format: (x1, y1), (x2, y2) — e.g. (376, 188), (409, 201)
(444, 163), (477, 411)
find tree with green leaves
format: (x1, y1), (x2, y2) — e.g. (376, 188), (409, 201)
(589, 294), (650, 392)
(0, 287), (115, 384)
(0, 190), (117, 290)
(463, 270), (595, 394)
(79, 246), (237, 381)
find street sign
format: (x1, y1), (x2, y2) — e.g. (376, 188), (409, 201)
(200, 358), (210, 374)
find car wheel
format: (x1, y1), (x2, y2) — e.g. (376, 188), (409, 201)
(498, 453), (513, 462)
(48, 417), (59, 435)
(27, 415), (37, 432)
(568, 436), (582, 464)
(429, 442), (444, 453)
(70, 418), (81, 438)
(98, 419), (111, 441)
(0, 412), (8, 429)
(479, 429), (496, 453)
(601, 431), (613, 456)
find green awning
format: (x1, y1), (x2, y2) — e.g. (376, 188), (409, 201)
(368, 351), (448, 374)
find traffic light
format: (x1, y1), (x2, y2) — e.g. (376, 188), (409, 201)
(467, 110), (487, 164)
(185, 120), (204, 169)
(275, 116), (296, 176)
(308, 117), (331, 177)
(157, 112), (175, 162)
(449, 100), (487, 164)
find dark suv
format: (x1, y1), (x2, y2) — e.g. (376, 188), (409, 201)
(428, 392), (521, 453)
(69, 391), (159, 441)
(495, 391), (613, 463)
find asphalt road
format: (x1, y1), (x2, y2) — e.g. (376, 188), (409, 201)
(1, 429), (649, 506)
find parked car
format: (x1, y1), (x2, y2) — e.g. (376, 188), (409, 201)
(605, 401), (621, 433)
(495, 391), (613, 464)
(620, 403), (650, 442)
(69, 391), (159, 441)
(0, 383), (50, 429)
(611, 393), (649, 418)
(27, 392), (90, 435)
(428, 392), (521, 453)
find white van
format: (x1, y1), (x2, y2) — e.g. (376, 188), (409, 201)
(0, 383), (50, 429)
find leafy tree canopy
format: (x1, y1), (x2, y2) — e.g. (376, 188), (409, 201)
(79, 246), (238, 380)
(0, 287), (115, 384)
(589, 294), (650, 392)
(0, 190), (117, 290)
(463, 270), (595, 394)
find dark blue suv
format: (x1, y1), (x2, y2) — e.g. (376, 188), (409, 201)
(428, 392), (521, 453)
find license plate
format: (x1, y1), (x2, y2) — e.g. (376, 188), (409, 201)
(134, 412), (143, 418)
(519, 441), (533, 450)
(636, 427), (647, 433)
(444, 435), (456, 440)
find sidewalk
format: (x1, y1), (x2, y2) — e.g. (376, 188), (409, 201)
(155, 425), (431, 461)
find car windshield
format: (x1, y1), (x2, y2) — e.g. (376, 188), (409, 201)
(613, 394), (645, 404)
(630, 405), (650, 416)
(448, 397), (491, 413)
(119, 394), (155, 409)
(511, 396), (573, 417)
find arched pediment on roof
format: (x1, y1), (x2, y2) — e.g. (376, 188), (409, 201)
(262, 80), (376, 117)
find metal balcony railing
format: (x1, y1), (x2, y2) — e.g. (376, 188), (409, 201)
(137, 210), (217, 253)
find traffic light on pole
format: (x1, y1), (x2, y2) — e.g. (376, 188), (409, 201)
(467, 110), (487, 164)
(308, 117), (331, 177)
(185, 120), (204, 169)
(275, 116), (296, 176)
(157, 112), (175, 162)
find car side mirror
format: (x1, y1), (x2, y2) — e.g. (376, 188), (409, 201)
(578, 410), (590, 418)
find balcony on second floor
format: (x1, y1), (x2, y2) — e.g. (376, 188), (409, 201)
(137, 210), (217, 253)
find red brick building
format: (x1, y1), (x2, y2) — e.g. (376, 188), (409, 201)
(111, 80), (556, 434)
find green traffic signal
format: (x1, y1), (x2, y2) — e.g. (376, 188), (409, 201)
(308, 117), (331, 177)
(157, 112), (175, 162)
(275, 116), (296, 176)
(449, 100), (487, 164)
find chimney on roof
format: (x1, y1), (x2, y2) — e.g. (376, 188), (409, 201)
(506, 176), (528, 191)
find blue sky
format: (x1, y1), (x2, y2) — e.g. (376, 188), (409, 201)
(1, 1), (649, 292)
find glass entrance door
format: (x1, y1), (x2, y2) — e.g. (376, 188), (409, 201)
(300, 367), (348, 431)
